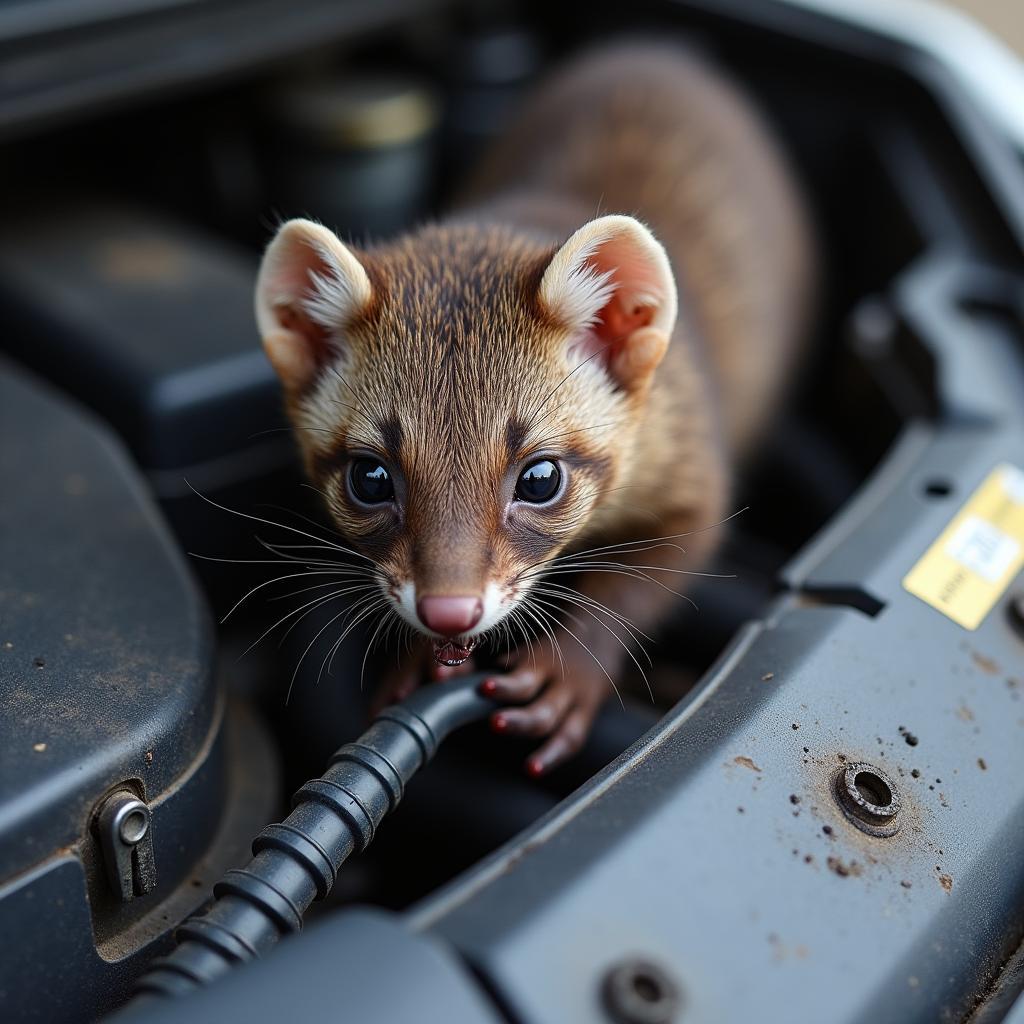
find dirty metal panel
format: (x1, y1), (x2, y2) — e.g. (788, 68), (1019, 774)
(415, 423), (1024, 1024)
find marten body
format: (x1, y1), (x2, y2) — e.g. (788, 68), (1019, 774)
(460, 45), (812, 462)
(255, 44), (814, 773)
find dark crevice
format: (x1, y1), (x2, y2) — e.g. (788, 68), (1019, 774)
(794, 585), (887, 618)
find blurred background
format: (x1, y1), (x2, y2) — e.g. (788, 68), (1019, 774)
(951, 2), (1024, 54)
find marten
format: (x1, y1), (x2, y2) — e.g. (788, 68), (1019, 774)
(254, 43), (814, 775)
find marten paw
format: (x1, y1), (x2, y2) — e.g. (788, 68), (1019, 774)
(480, 639), (612, 776)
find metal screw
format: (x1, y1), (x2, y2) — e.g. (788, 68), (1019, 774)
(119, 807), (149, 844)
(602, 958), (681, 1024)
(834, 763), (901, 837)
(96, 790), (157, 901)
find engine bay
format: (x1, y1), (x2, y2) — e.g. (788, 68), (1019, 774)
(2, 2), (1024, 1022)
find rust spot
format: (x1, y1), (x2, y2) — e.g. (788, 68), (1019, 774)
(978, 757), (987, 770)
(144, 751), (154, 765)
(789, 794), (801, 805)
(827, 856), (861, 878)
(972, 651), (999, 675)
(938, 873), (953, 892)
(733, 756), (762, 773)
(939, 792), (950, 808)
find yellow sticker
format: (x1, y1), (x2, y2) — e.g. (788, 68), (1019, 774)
(903, 463), (1024, 629)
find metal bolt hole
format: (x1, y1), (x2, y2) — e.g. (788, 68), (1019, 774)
(632, 973), (664, 1004)
(854, 771), (892, 808)
(835, 762), (902, 837)
(924, 479), (953, 498)
(603, 959), (680, 1024)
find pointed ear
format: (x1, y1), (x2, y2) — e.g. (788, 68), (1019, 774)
(538, 215), (677, 392)
(255, 219), (372, 393)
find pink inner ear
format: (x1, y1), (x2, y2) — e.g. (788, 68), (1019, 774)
(264, 238), (340, 366)
(591, 236), (659, 336)
(567, 238), (658, 365)
(276, 300), (330, 359)
(598, 292), (655, 340)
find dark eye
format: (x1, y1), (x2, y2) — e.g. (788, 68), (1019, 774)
(349, 458), (394, 504)
(515, 459), (562, 503)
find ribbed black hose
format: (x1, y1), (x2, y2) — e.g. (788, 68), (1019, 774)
(132, 673), (495, 998)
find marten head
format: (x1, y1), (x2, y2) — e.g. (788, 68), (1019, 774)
(255, 215), (677, 665)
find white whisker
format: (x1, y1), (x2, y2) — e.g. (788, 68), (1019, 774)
(236, 582), (377, 661)
(539, 609), (623, 709)
(529, 583), (655, 654)
(525, 559), (735, 580)
(185, 482), (375, 563)
(322, 597), (390, 685)
(525, 565), (699, 610)
(289, 595), (387, 703)
(221, 568), (369, 624)
(530, 593), (653, 704)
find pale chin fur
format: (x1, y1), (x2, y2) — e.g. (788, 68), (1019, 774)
(386, 579), (516, 645)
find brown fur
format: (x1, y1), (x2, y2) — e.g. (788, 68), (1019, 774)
(290, 222), (634, 603)
(262, 42), (813, 659)
(460, 43), (814, 458)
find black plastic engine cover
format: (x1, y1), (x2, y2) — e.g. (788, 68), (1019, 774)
(0, 202), (287, 494)
(0, 359), (229, 1021)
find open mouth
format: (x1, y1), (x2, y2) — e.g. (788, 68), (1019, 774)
(431, 636), (478, 667)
